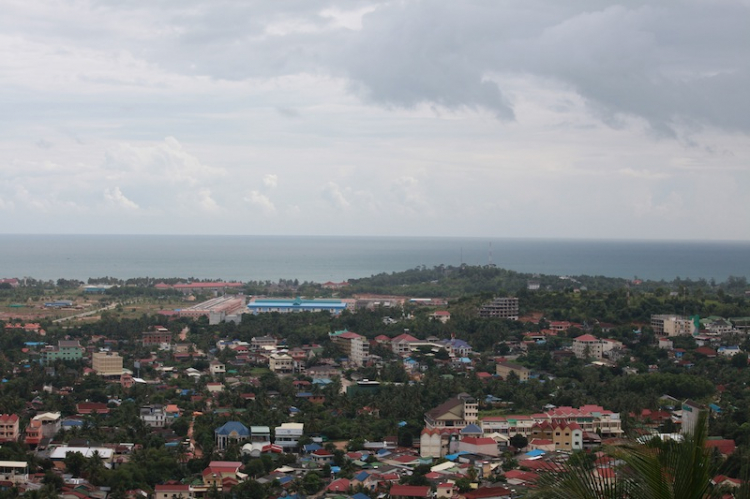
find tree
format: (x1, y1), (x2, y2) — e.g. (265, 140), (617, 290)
(509, 433), (528, 450)
(64, 452), (86, 477)
(531, 413), (715, 499)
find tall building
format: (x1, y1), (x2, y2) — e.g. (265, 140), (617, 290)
(92, 351), (124, 376)
(0, 415), (19, 443)
(651, 314), (696, 336)
(479, 297), (519, 320)
(681, 400), (706, 435)
(41, 340), (84, 364)
(329, 330), (369, 366)
(572, 334), (604, 359)
(420, 393), (478, 457)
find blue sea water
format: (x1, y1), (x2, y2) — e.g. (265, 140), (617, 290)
(0, 235), (747, 283)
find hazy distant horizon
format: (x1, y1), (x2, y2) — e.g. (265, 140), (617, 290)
(2, 232), (750, 244)
(1, 234), (748, 283)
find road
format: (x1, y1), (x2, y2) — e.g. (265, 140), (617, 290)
(52, 301), (120, 323)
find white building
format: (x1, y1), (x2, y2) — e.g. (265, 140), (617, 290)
(274, 422), (304, 450)
(140, 405), (167, 428)
(269, 353), (293, 373)
(572, 334), (604, 359)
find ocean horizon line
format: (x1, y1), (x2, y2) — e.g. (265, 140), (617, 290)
(1, 233), (750, 245)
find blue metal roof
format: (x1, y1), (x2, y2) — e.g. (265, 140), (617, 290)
(214, 421), (250, 436)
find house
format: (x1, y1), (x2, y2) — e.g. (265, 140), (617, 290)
(202, 461), (243, 489)
(706, 439), (736, 458)
(431, 311), (451, 323)
(327, 478), (351, 493)
(311, 448), (334, 464)
(140, 405), (167, 428)
(210, 361), (226, 375)
(503, 469), (540, 486)
(695, 346), (717, 358)
(76, 403), (110, 416)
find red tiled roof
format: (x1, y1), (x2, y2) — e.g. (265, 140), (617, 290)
(575, 334), (599, 342)
(463, 485), (513, 499)
(389, 484), (431, 497)
(327, 478), (350, 492)
(706, 439), (736, 456)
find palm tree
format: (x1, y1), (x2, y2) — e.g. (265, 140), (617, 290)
(531, 412), (719, 499)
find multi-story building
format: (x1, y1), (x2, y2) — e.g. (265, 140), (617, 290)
(479, 297), (519, 320)
(209, 360), (226, 375)
(142, 327), (173, 348)
(0, 415), (19, 443)
(496, 361), (530, 381)
(41, 340), (84, 364)
(92, 351), (124, 376)
(250, 336), (277, 351)
(420, 393), (479, 457)
(329, 330), (369, 366)
(140, 405), (167, 428)
(25, 412), (61, 447)
(572, 334), (604, 360)
(274, 423), (304, 450)
(529, 421), (583, 451)
(0, 461), (28, 485)
(269, 353), (293, 373)
(651, 314), (696, 336)
(681, 400), (706, 435)
(481, 405), (622, 441)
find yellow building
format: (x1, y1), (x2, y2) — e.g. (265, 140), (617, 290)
(496, 361), (530, 381)
(92, 351), (124, 376)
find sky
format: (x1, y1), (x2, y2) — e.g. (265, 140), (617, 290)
(1, 0), (749, 240)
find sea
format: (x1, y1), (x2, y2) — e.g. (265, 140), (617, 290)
(0, 235), (748, 284)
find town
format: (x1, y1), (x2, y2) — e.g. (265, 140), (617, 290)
(0, 267), (749, 499)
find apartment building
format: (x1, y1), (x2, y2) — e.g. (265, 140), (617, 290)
(92, 351), (124, 376)
(0, 415), (19, 443)
(651, 314), (696, 336)
(479, 297), (519, 320)
(572, 334), (604, 360)
(329, 330), (369, 366)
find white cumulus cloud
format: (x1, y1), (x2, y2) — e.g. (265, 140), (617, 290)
(244, 190), (276, 214)
(263, 174), (278, 189)
(104, 187), (139, 210)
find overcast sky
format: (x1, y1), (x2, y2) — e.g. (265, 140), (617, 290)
(1, 0), (748, 240)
